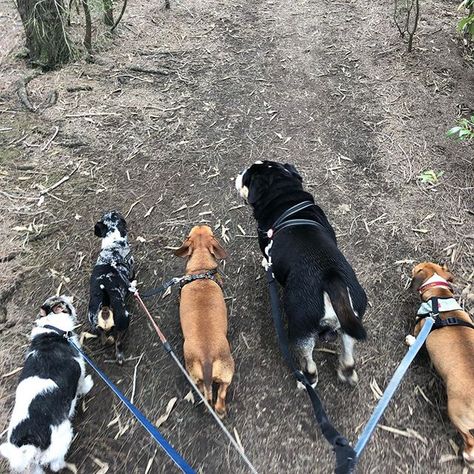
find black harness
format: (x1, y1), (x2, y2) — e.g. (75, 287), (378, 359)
(262, 201), (356, 474)
(141, 269), (221, 299)
(416, 297), (474, 331)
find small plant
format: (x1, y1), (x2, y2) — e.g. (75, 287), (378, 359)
(447, 116), (474, 141)
(457, 0), (474, 43)
(418, 170), (444, 185)
(394, 0), (420, 52)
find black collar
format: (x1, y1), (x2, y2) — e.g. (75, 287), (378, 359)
(179, 269), (222, 290)
(41, 324), (73, 339)
(260, 200), (327, 239)
(416, 297), (474, 332)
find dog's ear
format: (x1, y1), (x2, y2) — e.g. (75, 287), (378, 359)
(248, 175), (270, 205)
(210, 237), (227, 260)
(283, 163), (303, 182)
(174, 239), (192, 258)
(94, 221), (107, 238)
(440, 263), (454, 282)
(410, 266), (428, 290)
(117, 217), (127, 237)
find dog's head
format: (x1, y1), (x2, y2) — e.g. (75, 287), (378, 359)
(94, 211), (127, 240)
(37, 295), (77, 336)
(39, 295), (76, 319)
(175, 225), (227, 260)
(235, 161), (303, 205)
(410, 262), (454, 293)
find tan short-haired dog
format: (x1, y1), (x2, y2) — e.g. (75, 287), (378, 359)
(175, 225), (234, 418)
(409, 262), (474, 467)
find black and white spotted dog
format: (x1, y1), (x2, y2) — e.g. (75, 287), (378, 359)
(88, 211), (134, 364)
(0, 295), (93, 474)
(236, 161), (367, 386)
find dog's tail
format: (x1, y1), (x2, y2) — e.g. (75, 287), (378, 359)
(323, 272), (367, 341)
(202, 360), (213, 403)
(0, 442), (39, 473)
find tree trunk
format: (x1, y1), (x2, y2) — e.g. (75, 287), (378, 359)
(16, 0), (72, 70)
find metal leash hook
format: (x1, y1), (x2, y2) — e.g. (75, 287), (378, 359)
(130, 284), (259, 474)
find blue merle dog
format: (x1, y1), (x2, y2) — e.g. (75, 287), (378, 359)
(88, 211), (134, 364)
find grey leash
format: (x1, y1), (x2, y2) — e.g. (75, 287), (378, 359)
(131, 286), (259, 474)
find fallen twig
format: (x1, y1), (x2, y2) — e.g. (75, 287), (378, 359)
(16, 72), (41, 112)
(39, 166), (79, 196)
(128, 65), (170, 76)
(41, 126), (60, 151)
(130, 353), (144, 404)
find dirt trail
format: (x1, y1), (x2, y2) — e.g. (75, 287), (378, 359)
(0, 0), (473, 472)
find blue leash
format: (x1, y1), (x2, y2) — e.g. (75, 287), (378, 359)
(354, 316), (435, 458)
(68, 338), (196, 474)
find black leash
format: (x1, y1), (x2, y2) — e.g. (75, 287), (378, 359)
(262, 201), (356, 474)
(265, 270), (356, 473)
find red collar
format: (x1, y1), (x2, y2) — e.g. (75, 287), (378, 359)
(418, 281), (452, 294)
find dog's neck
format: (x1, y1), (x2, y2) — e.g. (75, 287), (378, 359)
(31, 311), (77, 339)
(185, 248), (218, 274)
(253, 188), (315, 229)
(418, 273), (454, 301)
(101, 229), (128, 250)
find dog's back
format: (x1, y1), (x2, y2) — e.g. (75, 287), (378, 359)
(273, 222), (367, 341)
(88, 262), (131, 331)
(1, 299), (85, 473)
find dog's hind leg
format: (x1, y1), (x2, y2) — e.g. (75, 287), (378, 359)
(448, 404), (474, 466)
(45, 420), (73, 472)
(215, 382), (230, 419)
(213, 358), (234, 418)
(114, 329), (126, 365)
(293, 336), (317, 387)
(337, 333), (358, 386)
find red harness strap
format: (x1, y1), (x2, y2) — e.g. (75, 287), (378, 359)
(418, 281), (452, 294)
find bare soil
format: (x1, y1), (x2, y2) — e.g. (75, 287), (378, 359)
(0, 0), (473, 473)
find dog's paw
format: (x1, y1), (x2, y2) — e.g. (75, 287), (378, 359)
(49, 459), (66, 472)
(116, 352), (125, 365)
(78, 375), (94, 397)
(337, 367), (359, 386)
(405, 335), (416, 347)
(261, 257), (270, 270)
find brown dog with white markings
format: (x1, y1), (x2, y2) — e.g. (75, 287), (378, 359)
(409, 262), (474, 467)
(175, 225), (234, 418)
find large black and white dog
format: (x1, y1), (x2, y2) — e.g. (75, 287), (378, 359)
(88, 211), (134, 364)
(0, 296), (93, 474)
(236, 161), (367, 385)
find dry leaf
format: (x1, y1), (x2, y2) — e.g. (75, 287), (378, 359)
(155, 397), (178, 427)
(144, 206), (154, 218)
(233, 428), (244, 452)
(93, 458), (109, 474)
(65, 463), (78, 474)
(449, 439), (459, 455)
(184, 390), (195, 404)
(439, 454), (459, 463)
(370, 378), (383, 400)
